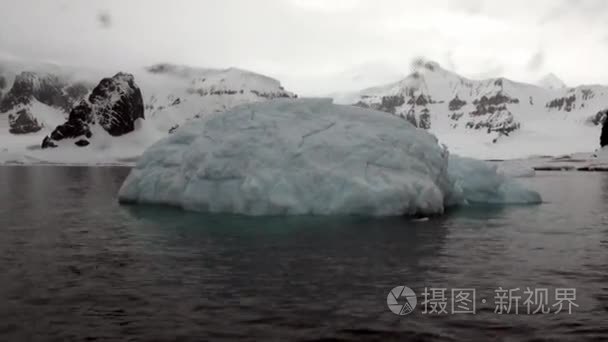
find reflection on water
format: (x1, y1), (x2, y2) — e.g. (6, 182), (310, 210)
(0, 167), (606, 341)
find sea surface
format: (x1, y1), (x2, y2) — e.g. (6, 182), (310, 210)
(0, 166), (606, 341)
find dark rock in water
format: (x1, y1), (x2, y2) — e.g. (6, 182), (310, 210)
(8, 109), (43, 134)
(42, 72), (144, 148)
(74, 139), (90, 147)
(601, 111), (608, 147)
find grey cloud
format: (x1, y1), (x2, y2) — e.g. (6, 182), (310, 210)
(539, 0), (573, 24)
(473, 64), (505, 80)
(444, 51), (457, 73)
(527, 51), (544, 72)
(410, 56), (427, 74)
(0, 0), (606, 94)
(540, 0), (608, 24)
(448, 0), (483, 15)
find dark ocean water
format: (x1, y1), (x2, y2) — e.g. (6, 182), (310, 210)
(0, 166), (606, 341)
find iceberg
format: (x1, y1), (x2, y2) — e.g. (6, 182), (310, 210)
(447, 156), (542, 206)
(118, 99), (541, 216)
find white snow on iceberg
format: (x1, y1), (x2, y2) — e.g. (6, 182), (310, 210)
(118, 99), (541, 216)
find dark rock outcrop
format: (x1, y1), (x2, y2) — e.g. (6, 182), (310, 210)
(418, 108), (431, 129)
(471, 92), (519, 116)
(0, 72), (72, 113)
(449, 96), (466, 111)
(601, 110), (608, 147)
(0, 75), (6, 101)
(546, 94), (576, 112)
(89, 72), (144, 136)
(355, 95), (405, 114)
(590, 109), (607, 126)
(75, 139), (90, 147)
(42, 72), (144, 148)
(1, 72), (91, 135)
(64, 82), (91, 107)
(377, 95), (405, 114)
(8, 109), (43, 134)
(407, 94), (432, 106)
(466, 108), (519, 135)
(450, 112), (464, 121)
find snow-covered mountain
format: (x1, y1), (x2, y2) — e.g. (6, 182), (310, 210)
(341, 61), (608, 159)
(0, 61), (296, 164)
(141, 63), (296, 133)
(0, 68), (92, 134)
(42, 72), (145, 148)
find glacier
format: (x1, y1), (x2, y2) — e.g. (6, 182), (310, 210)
(118, 99), (541, 216)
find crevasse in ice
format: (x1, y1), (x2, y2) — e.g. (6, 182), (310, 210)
(118, 98), (541, 216)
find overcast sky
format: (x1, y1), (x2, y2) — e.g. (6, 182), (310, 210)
(1, 0), (607, 95)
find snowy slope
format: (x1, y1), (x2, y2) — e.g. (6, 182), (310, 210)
(141, 63), (295, 133)
(340, 61), (608, 159)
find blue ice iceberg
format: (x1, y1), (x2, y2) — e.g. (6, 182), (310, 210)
(118, 99), (541, 216)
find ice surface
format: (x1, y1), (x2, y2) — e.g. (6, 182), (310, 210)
(119, 99), (541, 216)
(447, 156), (542, 206)
(119, 98), (452, 216)
(495, 160), (536, 178)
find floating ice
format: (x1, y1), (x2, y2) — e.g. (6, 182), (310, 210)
(447, 155), (542, 206)
(118, 99), (541, 216)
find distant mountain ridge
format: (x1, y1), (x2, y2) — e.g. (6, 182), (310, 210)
(0, 61), (297, 139)
(142, 63), (296, 133)
(344, 61), (608, 144)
